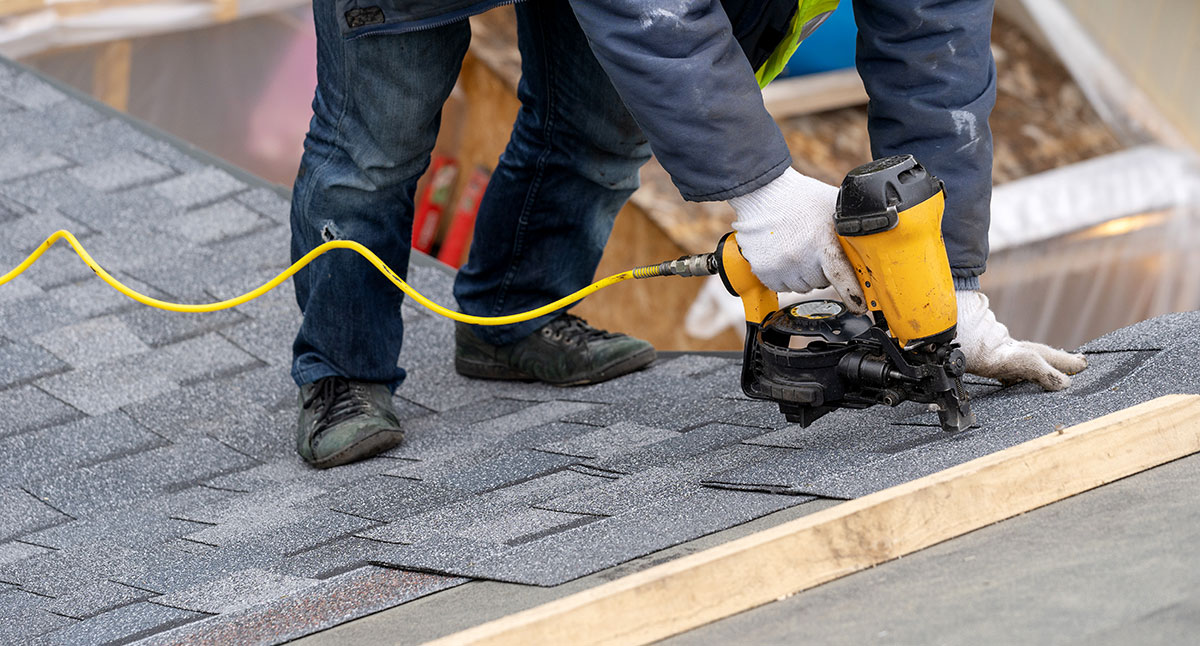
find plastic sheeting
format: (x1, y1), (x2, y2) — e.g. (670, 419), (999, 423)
(686, 146), (1200, 350)
(0, 0), (308, 59)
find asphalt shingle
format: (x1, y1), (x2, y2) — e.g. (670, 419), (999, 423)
(0, 385), (82, 439)
(0, 338), (69, 388)
(154, 168), (247, 209)
(69, 150), (175, 192)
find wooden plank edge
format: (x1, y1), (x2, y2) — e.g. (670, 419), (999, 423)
(423, 394), (1200, 646)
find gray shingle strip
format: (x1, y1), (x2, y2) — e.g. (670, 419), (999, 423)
(0, 338), (69, 389)
(0, 541), (151, 596)
(0, 411), (164, 489)
(0, 275), (43, 303)
(24, 437), (259, 517)
(325, 475), (463, 523)
(0, 145), (72, 182)
(33, 601), (208, 646)
(203, 407), (295, 463)
(55, 184), (182, 233)
(371, 487), (797, 587)
(69, 150), (175, 192)
(0, 588), (78, 645)
(218, 314), (298, 367)
(0, 293), (86, 340)
(148, 332), (264, 386)
(357, 481), (598, 547)
(18, 487), (230, 552)
(0, 488), (70, 543)
(559, 354), (738, 405)
(536, 421), (680, 459)
(44, 271), (167, 318)
(585, 422), (769, 475)
(110, 540), (280, 595)
(540, 444), (796, 516)
(30, 314), (151, 368)
(384, 400), (595, 462)
(2, 208), (95, 246)
(1079, 311), (1193, 352)
(206, 226), (291, 272)
(385, 449), (580, 496)
(34, 353), (180, 416)
(43, 580), (155, 620)
(55, 118), (167, 166)
(121, 370), (280, 440)
(118, 305), (248, 348)
(153, 168), (248, 209)
(382, 398), (534, 457)
(150, 568), (318, 615)
(561, 393), (744, 431)
(274, 536), (392, 580)
(160, 200), (269, 246)
(0, 71), (68, 111)
(203, 455), (394, 497)
(0, 169), (96, 216)
(113, 243), (247, 300)
(234, 187), (291, 224)
(170, 482), (324, 526)
(701, 448), (882, 496)
(0, 540), (53, 567)
(136, 567), (466, 646)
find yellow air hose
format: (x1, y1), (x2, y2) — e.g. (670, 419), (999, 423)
(0, 230), (706, 326)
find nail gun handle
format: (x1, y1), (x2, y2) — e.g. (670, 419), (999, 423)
(714, 232), (778, 325)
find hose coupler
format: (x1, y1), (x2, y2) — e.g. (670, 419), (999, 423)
(633, 253), (717, 279)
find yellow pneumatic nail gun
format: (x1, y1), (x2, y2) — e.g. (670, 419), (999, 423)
(656, 155), (976, 432)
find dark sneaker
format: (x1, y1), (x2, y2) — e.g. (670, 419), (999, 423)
(296, 376), (404, 469)
(455, 313), (656, 386)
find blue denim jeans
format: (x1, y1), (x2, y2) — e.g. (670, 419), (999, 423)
(290, 0), (651, 390)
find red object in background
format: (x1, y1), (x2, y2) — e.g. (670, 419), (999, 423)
(437, 166), (491, 268)
(412, 156), (459, 253)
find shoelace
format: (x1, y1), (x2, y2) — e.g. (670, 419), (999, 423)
(546, 314), (615, 341)
(302, 377), (369, 431)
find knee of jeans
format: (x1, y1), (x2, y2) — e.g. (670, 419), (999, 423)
(563, 124), (651, 191)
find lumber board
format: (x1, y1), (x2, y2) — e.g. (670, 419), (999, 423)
(761, 68), (868, 119)
(425, 394), (1200, 646)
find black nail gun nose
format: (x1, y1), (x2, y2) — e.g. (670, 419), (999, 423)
(659, 155), (976, 432)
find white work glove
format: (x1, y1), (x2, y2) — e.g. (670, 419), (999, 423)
(728, 167), (867, 313)
(956, 290), (1088, 390)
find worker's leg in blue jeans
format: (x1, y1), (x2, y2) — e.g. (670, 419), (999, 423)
(452, 0), (654, 346)
(290, 3), (469, 390)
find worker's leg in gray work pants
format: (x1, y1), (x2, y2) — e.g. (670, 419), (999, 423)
(451, 1), (654, 345)
(289, 2), (469, 390)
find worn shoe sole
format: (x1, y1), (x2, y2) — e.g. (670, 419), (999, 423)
(308, 429), (404, 470)
(455, 346), (657, 387)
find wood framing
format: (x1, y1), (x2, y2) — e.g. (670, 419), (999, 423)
(0, 0), (42, 17)
(92, 39), (132, 111)
(761, 68), (868, 119)
(426, 394), (1200, 646)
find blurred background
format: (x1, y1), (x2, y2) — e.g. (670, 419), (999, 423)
(5, 0), (1197, 352)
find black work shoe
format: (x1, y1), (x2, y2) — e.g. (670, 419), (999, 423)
(296, 377), (404, 469)
(454, 313), (656, 386)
